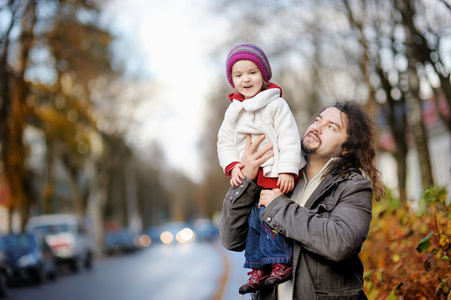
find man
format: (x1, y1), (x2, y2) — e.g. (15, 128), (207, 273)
(219, 101), (384, 299)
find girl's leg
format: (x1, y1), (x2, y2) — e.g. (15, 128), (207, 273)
(243, 201), (264, 269)
(239, 202), (271, 295)
(259, 205), (294, 287)
(259, 206), (293, 266)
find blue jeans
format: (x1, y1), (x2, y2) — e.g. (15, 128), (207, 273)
(244, 202), (293, 270)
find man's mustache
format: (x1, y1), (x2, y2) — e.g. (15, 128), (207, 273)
(304, 131), (320, 142)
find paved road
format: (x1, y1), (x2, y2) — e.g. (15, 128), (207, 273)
(4, 239), (253, 300)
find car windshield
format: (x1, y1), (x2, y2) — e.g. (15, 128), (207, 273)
(2, 234), (34, 252)
(34, 224), (70, 234)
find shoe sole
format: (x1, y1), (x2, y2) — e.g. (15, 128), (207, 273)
(239, 277), (270, 295)
(239, 284), (265, 295)
(239, 287), (260, 295)
(264, 273), (293, 287)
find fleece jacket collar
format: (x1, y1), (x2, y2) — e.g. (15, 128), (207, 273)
(228, 82), (283, 102)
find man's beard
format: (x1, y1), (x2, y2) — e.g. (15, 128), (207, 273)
(301, 131), (321, 154)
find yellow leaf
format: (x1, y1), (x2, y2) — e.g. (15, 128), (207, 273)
(391, 254), (400, 263)
(439, 235), (449, 250)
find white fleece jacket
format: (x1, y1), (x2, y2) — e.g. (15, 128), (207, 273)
(217, 88), (305, 178)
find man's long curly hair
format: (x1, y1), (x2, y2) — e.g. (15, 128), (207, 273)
(325, 101), (385, 202)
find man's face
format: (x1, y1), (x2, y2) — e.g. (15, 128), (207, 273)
(302, 107), (349, 160)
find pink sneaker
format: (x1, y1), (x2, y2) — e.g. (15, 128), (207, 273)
(239, 269), (270, 294)
(264, 263), (293, 287)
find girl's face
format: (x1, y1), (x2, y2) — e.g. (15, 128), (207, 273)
(231, 60), (264, 99)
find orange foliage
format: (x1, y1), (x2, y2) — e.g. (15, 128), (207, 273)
(362, 186), (451, 300)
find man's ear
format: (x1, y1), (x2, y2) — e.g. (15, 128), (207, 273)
(341, 148), (350, 156)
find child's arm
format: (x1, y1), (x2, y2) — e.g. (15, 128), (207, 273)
(217, 105), (242, 174)
(230, 164), (245, 187)
(277, 173), (295, 194)
(272, 98), (304, 174)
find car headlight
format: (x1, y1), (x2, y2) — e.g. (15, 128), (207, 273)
(160, 231), (174, 244)
(17, 253), (38, 267)
(176, 228), (195, 243)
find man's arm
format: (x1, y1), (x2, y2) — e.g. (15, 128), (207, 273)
(219, 134), (273, 250)
(260, 173), (373, 262)
(219, 177), (262, 251)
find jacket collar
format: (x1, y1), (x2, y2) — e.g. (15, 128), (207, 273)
(303, 167), (361, 209)
(228, 82), (282, 102)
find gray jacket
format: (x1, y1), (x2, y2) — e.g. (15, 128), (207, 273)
(219, 169), (372, 300)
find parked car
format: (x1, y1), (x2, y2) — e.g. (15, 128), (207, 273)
(0, 232), (57, 285)
(26, 214), (95, 272)
(148, 222), (195, 245)
(147, 226), (163, 245)
(192, 218), (219, 242)
(0, 249), (8, 297)
(104, 229), (139, 255)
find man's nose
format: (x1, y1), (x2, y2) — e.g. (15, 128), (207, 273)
(311, 124), (322, 134)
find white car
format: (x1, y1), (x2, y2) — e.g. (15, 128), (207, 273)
(26, 214), (95, 272)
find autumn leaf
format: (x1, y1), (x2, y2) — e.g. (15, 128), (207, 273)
(416, 232), (433, 254)
(439, 235), (450, 250)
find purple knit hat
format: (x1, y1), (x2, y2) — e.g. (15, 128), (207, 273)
(225, 44), (272, 87)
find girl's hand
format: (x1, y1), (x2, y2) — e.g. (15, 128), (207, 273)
(230, 165), (245, 187)
(277, 173), (295, 194)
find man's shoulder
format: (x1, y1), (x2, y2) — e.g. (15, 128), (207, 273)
(328, 168), (371, 188)
(345, 169), (365, 179)
(339, 169), (372, 191)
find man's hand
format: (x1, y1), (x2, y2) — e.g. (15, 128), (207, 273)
(277, 173), (295, 194)
(258, 188), (283, 208)
(240, 134), (274, 181)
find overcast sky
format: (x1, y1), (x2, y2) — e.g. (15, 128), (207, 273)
(103, 0), (228, 182)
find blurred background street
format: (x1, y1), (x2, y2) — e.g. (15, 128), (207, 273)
(4, 238), (252, 300)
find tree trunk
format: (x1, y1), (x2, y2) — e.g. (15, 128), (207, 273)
(379, 69), (409, 203)
(342, 0), (376, 118)
(0, 0), (37, 232)
(42, 138), (55, 214)
(397, 0), (451, 133)
(405, 64), (434, 189)
(125, 159), (141, 232)
(3, 76), (33, 232)
(396, 0), (435, 189)
(374, 30), (409, 203)
(60, 152), (84, 218)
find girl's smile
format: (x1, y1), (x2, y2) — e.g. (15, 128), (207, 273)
(231, 60), (264, 99)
